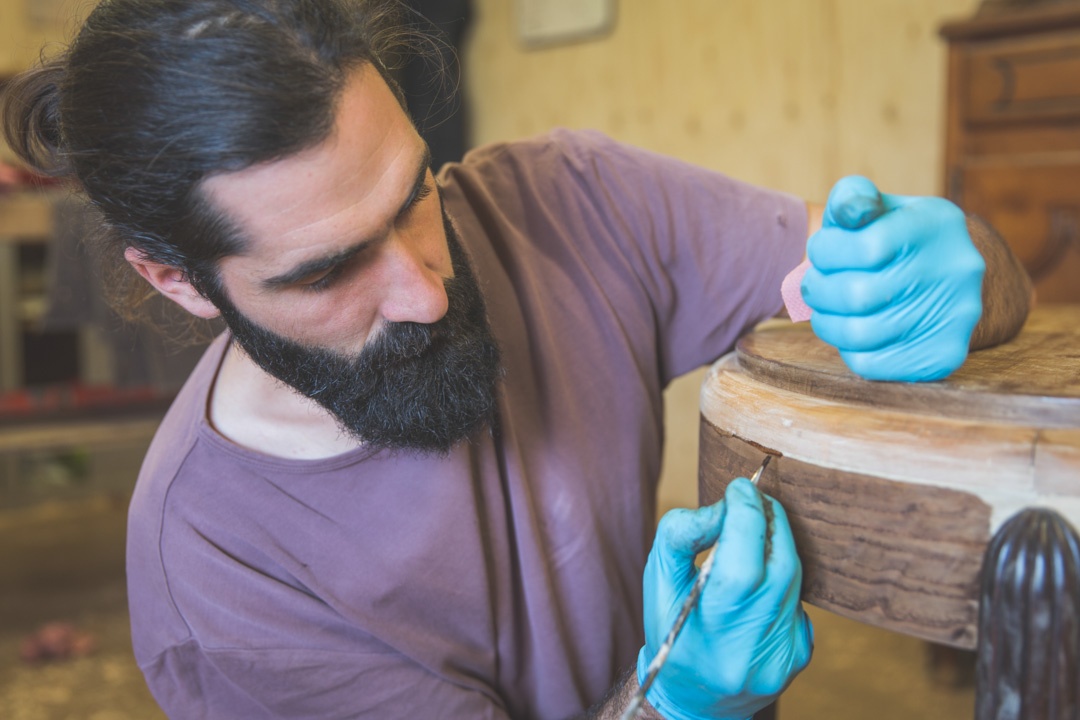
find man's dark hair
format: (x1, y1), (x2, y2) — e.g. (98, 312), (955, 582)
(1, 0), (421, 318)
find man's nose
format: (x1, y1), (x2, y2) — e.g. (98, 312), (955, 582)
(377, 232), (450, 325)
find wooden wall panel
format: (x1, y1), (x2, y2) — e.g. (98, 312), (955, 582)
(0, 0), (88, 78)
(467, 0), (981, 200)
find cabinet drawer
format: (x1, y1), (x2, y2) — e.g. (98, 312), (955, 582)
(964, 33), (1080, 125)
(958, 162), (1080, 303)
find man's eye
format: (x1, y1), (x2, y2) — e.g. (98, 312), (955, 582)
(405, 182), (433, 212)
(300, 264), (345, 292)
(294, 181), (431, 294)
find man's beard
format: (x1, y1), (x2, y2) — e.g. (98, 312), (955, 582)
(210, 209), (502, 455)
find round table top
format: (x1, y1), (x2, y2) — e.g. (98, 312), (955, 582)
(699, 305), (1080, 648)
(735, 305), (1080, 428)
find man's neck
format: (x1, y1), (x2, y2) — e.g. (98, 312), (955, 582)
(208, 340), (364, 460)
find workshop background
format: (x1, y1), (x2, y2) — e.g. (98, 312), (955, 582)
(1, 0), (982, 717)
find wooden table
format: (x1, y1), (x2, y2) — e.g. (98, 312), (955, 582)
(699, 305), (1080, 719)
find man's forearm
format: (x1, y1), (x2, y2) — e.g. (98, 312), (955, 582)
(966, 215), (1033, 351)
(570, 666), (665, 720)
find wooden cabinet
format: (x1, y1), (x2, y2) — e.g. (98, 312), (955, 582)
(942, 3), (1080, 303)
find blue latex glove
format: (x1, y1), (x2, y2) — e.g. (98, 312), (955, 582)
(801, 176), (985, 382)
(637, 478), (813, 720)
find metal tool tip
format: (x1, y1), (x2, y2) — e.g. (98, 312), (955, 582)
(749, 455), (772, 485)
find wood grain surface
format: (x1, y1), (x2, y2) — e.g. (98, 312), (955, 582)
(700, 422), (989, 648)
(735, 305), (1080, 427)
(701, 353), (1047, 499)
(466, 0), (973, 205)
(699, 305), (1080, 648)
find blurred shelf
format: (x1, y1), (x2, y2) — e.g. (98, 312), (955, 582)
(0, 383), (173, 453)
(0, 415), (161, 454)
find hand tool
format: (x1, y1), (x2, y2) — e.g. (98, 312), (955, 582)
(620, 455), (773, 720)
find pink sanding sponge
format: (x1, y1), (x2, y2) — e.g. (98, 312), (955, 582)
(781, 259), (813, 322)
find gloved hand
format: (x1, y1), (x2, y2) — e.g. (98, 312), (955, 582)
(801, 176), (985, 382)
(638, 478), (813, 720)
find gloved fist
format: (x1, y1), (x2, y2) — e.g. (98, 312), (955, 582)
(801, 176), (985, 382)
(638, 478), (813, 720)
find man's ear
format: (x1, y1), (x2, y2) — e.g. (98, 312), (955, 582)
(124, 247), (221, 319)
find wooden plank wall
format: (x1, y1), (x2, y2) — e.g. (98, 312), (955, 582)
(467, 0), (980, 201)
(0, 0), (86, 78)
(0, 0), (91, 166)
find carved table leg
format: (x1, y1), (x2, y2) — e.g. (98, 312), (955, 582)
(976, 508), (1080, 719)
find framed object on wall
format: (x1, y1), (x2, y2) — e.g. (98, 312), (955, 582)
(515, 0), (616, 48)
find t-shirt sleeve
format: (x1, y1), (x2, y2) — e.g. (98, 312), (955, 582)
(567, 130), (807, 381)
(458, 129), (808, 384)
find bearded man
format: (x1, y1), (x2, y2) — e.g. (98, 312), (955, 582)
(1, 1), (1029, 718)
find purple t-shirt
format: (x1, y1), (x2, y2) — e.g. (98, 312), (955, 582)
(127, 129), (806, 719)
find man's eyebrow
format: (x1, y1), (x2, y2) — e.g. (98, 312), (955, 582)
(260, 241), (372, 289)
(259, 146), (432, 290)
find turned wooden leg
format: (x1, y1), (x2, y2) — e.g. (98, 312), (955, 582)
(976, 508), (1080, 719)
